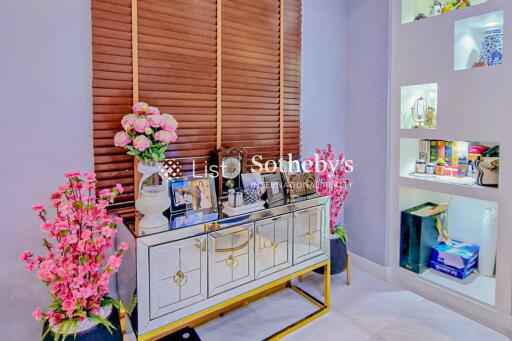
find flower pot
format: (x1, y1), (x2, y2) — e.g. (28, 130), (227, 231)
(136, 161), (170, 229)
(314, 237), (348, 275)
(42, 306), (122, 341)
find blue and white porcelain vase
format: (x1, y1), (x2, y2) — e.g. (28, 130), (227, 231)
(480, 28), (504, 66)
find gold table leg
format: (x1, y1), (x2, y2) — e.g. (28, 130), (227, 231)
(346, 254), (351, 286)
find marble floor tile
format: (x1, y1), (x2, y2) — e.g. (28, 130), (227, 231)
(295, 267), (425, 333)
(374, 300), (510, 341)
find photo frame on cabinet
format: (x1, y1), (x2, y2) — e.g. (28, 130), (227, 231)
(284, 172), (307, 199)
(263, 173), (285, 205)
(169, 174), (218, 214)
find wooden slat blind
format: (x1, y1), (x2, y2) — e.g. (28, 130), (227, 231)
(221, 0), (281, 167)
(137, 0), (218, 176)
(91, 0), (302, 204)
(92, 0), (135, 203)
(283, 0), (301, 158)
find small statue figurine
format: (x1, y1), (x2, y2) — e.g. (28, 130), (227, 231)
(431, 0), (443, 17)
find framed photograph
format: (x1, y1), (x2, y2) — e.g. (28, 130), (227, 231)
(241, 173), (267, 200)
(263, 173), (285, 205)
(169, 175), (218, 213)
(284, 172), (307, 199)
(303, 172), (317, 196)
(170, 179), (193, 212)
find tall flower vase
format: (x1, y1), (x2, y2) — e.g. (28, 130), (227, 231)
(480, 28), (503, 67)
(136, 160), (170, 229)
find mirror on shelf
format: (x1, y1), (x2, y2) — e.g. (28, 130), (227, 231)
(454, 10), (504, 71)
(400, 83), (438, 130)
(402, 0), (488, 25)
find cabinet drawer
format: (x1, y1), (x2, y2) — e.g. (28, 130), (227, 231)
(149, 236), (207, 319)
(208, 223), (254, 296)
(255, 214), (293, 279)
(293, 206), (323, 264)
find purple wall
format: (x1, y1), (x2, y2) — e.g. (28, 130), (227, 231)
(302, 0), (347, 157)
(344, 0), (390, 266)
(0, 1), (93, 339)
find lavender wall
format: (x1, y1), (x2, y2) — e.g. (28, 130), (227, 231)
(344, 0), (390, 266)
(302, 0), (346, 157)
(0, 1), (93, 339)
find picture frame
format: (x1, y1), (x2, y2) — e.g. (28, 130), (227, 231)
(169, 174), (218, 214)
(303, 172), (317, 196)
(263, 173), (285, 205)
(241, 172), (267, 200)
(284, 172), (307, 199)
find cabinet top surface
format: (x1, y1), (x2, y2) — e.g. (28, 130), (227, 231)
(124, 195), (329, 239)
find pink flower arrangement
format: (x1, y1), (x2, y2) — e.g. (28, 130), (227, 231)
(306, 144), (352, 235)
(20, 172), (128, 337)
(114, 102), (178, 161)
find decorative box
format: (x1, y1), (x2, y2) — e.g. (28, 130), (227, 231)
(400, 203), (445, 274)
(430, 240), (479, 280)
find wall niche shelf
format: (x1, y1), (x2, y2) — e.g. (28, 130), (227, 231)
(400, 83), (438, 130)
(399, 187), (497, 306)
(402, 0), (488, 24)
(400, 138), (500, 191)
(454, 10), (504, 71)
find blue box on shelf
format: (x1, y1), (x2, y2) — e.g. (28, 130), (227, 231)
(430, 240), (479, 280)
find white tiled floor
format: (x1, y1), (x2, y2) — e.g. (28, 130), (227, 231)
(128, 266), (510, 340)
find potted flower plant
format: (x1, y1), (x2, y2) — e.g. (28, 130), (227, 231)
(307, 145), (352, 275)
(20, 172), (127, 340)
(114, 102), (178, 229)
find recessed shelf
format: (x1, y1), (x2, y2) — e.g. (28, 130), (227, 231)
(402, 0), (488, 24)
(401, 83), (438, 130)
(454, 11), (504, 71)
(400, 187), (498, 306)
(419, 268), (496, 306)
(400, 138), (500, 190)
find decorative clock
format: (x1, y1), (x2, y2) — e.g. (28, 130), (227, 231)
(216, 147), (247, 199)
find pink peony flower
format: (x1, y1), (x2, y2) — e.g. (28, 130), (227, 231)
(31, 204), (45, 212)
(154, 130), (174, 144)
(133, 117), (149, 133)
(133, 135), (151, 152)
(147, 114), (162, 128)
(114, 131), (131, 147)
(132, 102), (149, 114)
(84, 172), (96, 181)
(120, 241), (128, 251)
(161, 114), (178, 131)
(147, 106), (160, 115)
(121, 114), (136, 131)
(108, 255), (122, 270)
(32, 308), (42, 321)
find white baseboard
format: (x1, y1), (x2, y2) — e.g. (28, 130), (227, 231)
(349, 252), (390, 280)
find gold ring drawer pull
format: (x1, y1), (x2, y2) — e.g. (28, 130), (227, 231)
(304, 232), (315, 240)
(225, 255), (239, 269)
(172, 271), (187, 287)
(271, 242), (279, 252)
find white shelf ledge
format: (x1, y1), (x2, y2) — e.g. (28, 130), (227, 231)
(419, 269), (496, 306)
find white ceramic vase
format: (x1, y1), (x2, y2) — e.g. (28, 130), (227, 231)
(478, 207), (498, 277)
(136, 161), (170, 229)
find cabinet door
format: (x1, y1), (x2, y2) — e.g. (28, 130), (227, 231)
(208, 223), (255, 296)
(255, 214), (293, 279)
(293, 206), (324, 264)
(149, 236), (207, 319)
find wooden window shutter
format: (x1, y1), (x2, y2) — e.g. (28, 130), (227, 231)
(283, 0), (301, 159)
(136, 0), (218, 176)
(221, 0), (282, 167)
(91, 0), (302, 205)
(92, 0), (135, 203)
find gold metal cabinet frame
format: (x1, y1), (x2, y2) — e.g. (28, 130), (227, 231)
(123, 260), (331, 341)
